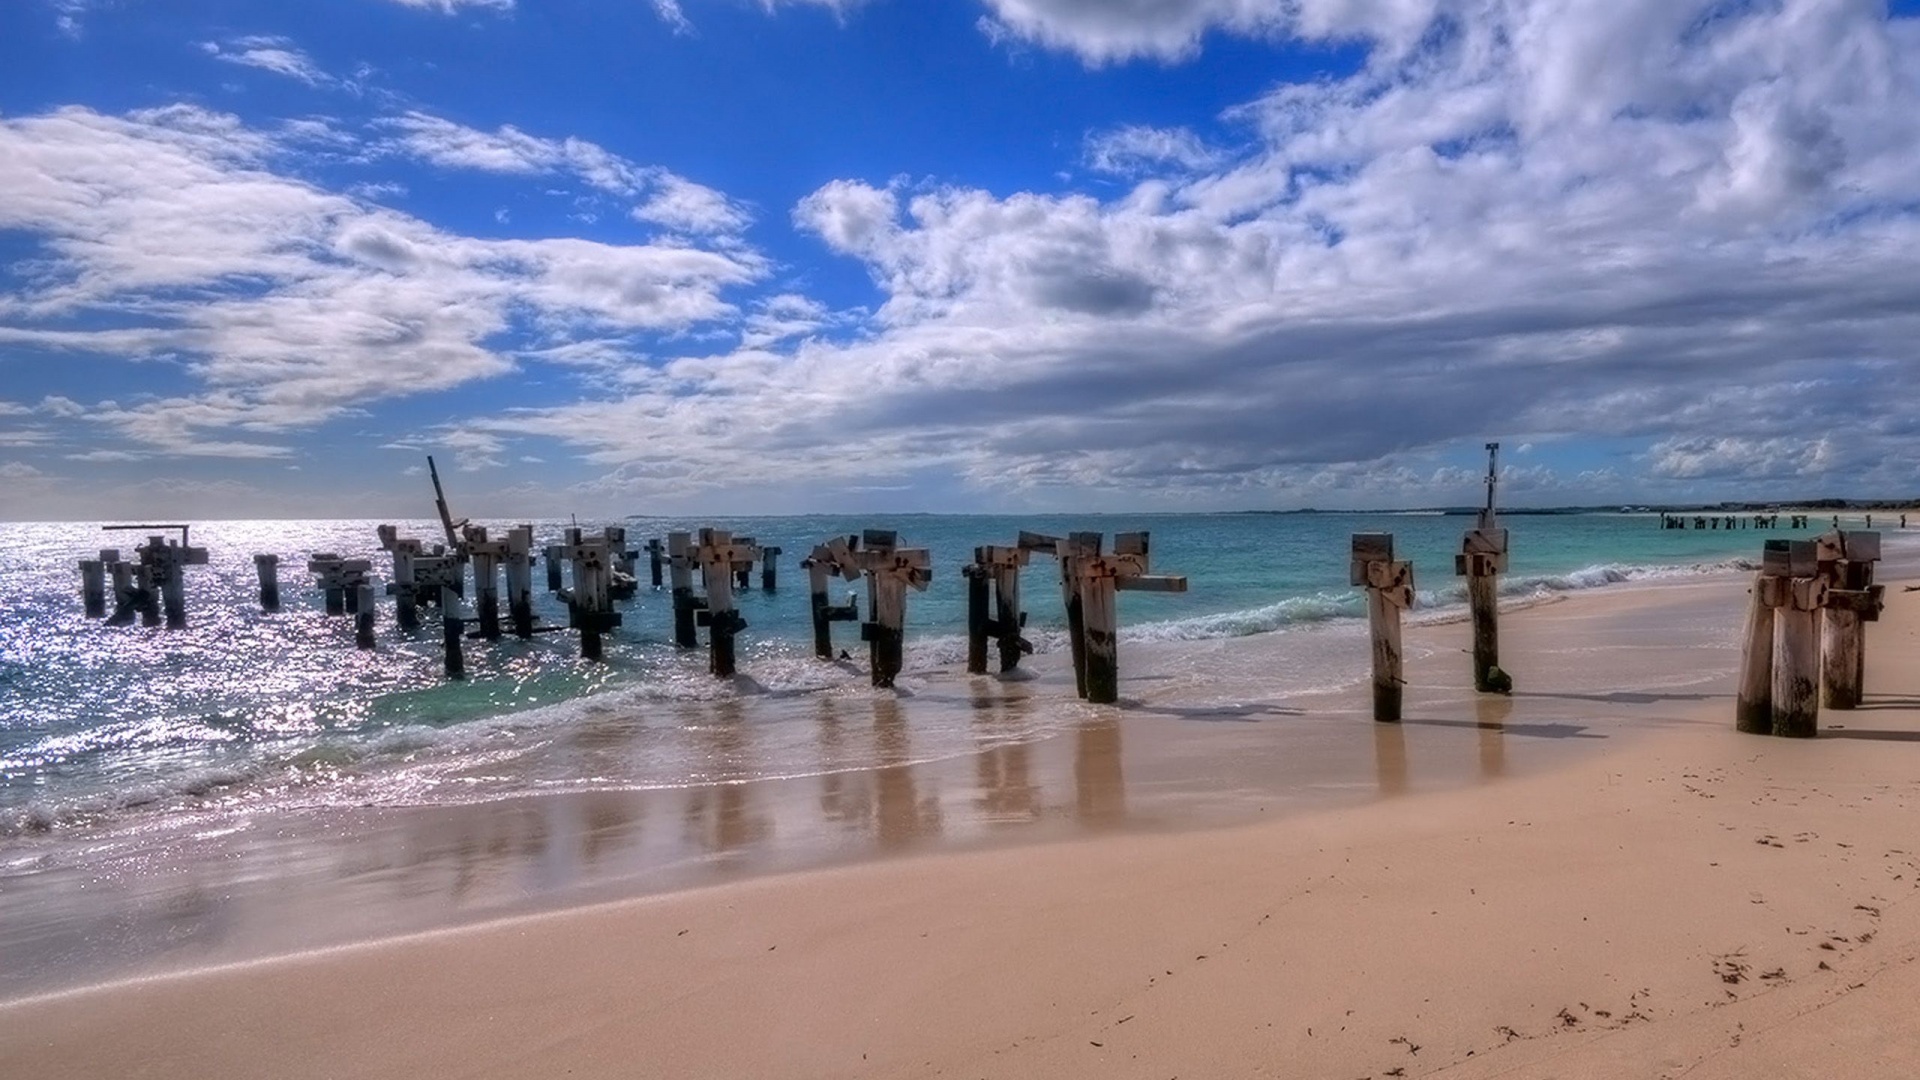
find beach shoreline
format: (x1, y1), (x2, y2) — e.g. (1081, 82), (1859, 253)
(4, 570), (1920, 1076)
(5, 566), (1760, 999)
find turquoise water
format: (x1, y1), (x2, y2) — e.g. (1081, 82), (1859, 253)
(0, 511), (1868, 837)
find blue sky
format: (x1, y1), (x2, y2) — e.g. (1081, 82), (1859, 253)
(2, 0), (1918, 519)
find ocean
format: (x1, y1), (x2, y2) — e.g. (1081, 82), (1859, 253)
(5, 508), (1911, 997)
(0, 510), (1856, 839)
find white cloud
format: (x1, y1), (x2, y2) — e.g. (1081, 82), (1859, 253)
(475, 0), (1920, 506)
(652, 0), (694, 33)
(384, 0), (514, 12)
(632, 175), (753, 234)
(0, 105), (766, 458)
(201, 36), (331, 86)
(381, 113), (752, 235)
(1086, 124), (1222, 175)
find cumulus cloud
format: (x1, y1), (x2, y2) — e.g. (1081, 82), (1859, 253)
(0, 105), (766, 458)
(478, 0), (1920, 507)
(632, 174), (754, 234)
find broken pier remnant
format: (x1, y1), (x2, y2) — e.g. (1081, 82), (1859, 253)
(691, 528), (756, 677)
(1765, 539), (1824, 739)
(253, 554), (281, 613)
(666, 531), (705, 648)
(557, 528), (621, 661)
(1814, 530), (1883, 711)
(1058, 531), (1186, 705)
(1352, 533), (1415, 723)
(1454, 442), (1510, 694)
(962, 538), (1044, 676)
(801, 535), (862, 659)
(854, 530), (932, 689)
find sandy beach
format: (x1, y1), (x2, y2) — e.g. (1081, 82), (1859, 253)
(4, 574), (1918, 1078)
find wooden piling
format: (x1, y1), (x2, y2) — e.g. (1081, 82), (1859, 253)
(965, 552), (991, 675)
(1760, 540), (1823, 738)
(995, 541), (1038, 673)
(462, 525), (506, 641)
(134, 564), (161, 626)
(1817, 531), (1883, 710)
(558, 533), (617, 661)
(1081, 567), (1119, 704)
(545, 545), (564, 593)
(693, 528), (751, 678)
(1455, 443), (1508, 693)
(105, 555), (137, 626)
(441, 585), (465, 678)
(505, 526), (535, 639)
(802, 536), (861, 659)
(668, 531), (700, 648)
(79, 557), (107, 618)
(855, 531), (931, 689)
(1735, 572), (1778, 734)
(354, 583), (377, 649)
(1059, 532), (1102, 699)
(1353, 533), (1414, 723)
(253, 554), (280, 613)
(645, 538), (665, 588)
(760, 546), (780, 592)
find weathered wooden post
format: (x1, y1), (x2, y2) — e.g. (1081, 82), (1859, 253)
(729, 538), (756, 592)
(504, 525), (535, 639)
(1455, 443), (1511, 693)
(964, 550), (992, 675)
(79, 554), (108, 618)
(311, 553), (347, 615)
(354, 583), (377, 649)
(604, 527), (638, 600)
(132, 563), (161, 626)
(441, 585), (466, 678)
(1056, 532), (1103, 699)
(855, 530), (932, 689)
(964, 540), (1044, 675)
(377, 526), (422, 631)
(1734, 565), (1778, 735)
(667, 531), (703, 648)
(692, 528), (755, 678)
(139, 534), (208, 629)
(1352, 533), (1415, 723)
(558, 532), (620, 661)
(760, 546), (781, 592)
(1768, 539), (1825, 739)
(1816, 531), (1883, 711)
(1069, 532), (1187, 705)
(801, 535), (861, 659)
(462, 525), (508, 641)
(645, 538), (665, 588)
(253, 554), (280, 613)
(104, 554), (138, 626)
(310, 555), (372, 624)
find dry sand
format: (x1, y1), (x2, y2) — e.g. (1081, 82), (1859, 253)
(4, 581), (1919, 1079)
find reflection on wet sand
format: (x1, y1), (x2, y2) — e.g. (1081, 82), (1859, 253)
(1074, 716), (1127, 828)
(973, 679), (1039, 826)
(1373, 721), (1408, 795)
(873, 696), (942, 848)
(1476, 694), (1511, 779)
(681, 700), (771, 859)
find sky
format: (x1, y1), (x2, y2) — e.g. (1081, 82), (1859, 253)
(1, 0), (1918, 519)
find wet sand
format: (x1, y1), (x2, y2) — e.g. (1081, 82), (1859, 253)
(0, 574), (1748, 1000)
(5, 573), (1920, 1076)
